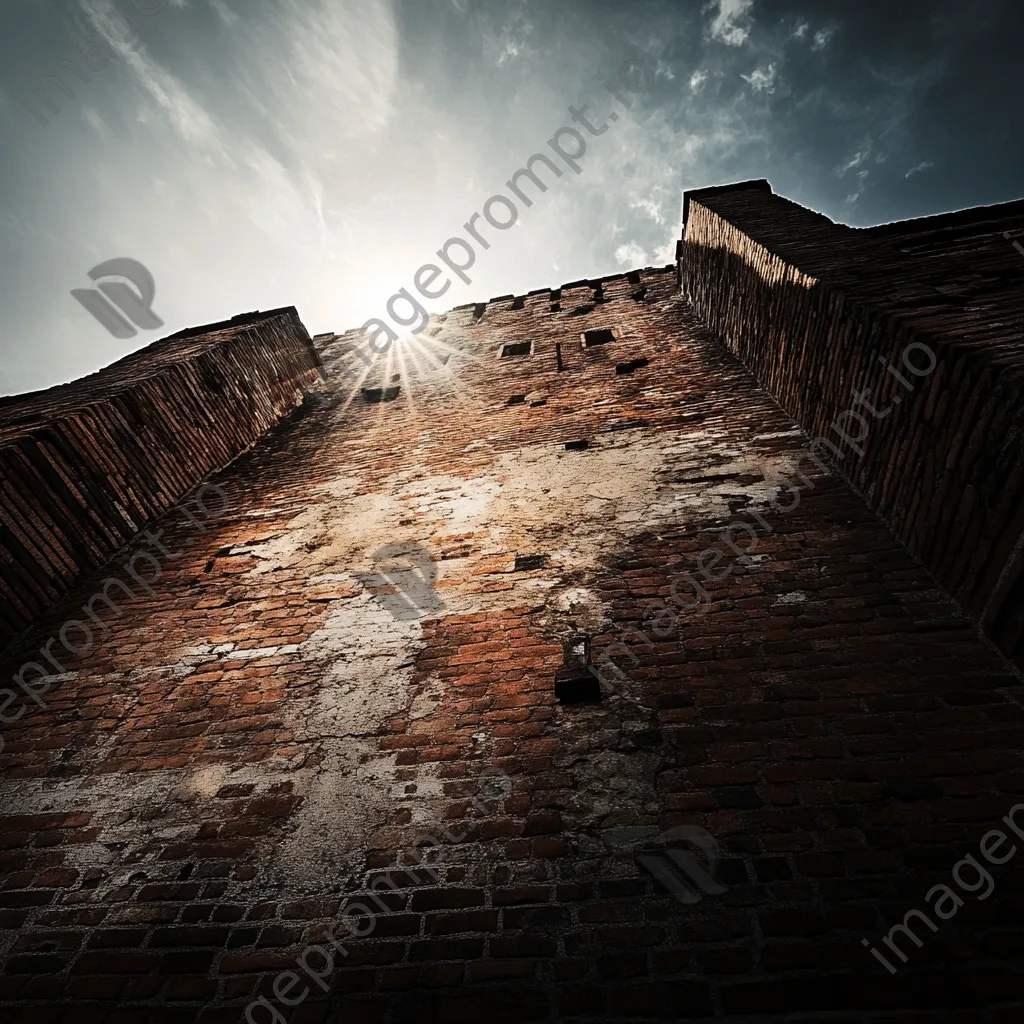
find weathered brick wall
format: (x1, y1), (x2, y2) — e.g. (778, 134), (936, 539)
(678, 181), (1024, 668)
(0, 308), (326, 649)
(2, 263), (1023, 1022)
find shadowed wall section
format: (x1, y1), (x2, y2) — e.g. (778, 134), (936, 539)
(678, 181), (1024, 667)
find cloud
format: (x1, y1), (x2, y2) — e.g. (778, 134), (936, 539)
(653, 238), (677, 264)
(689, 69), (709, 92)
(904, 160), (934, 178)
(488, 7), (537, 66)
(80, 105), (111, 140)
(82, 0), (222, 149)
(837, 141), (875, 204)
(839, 146), (871, 174)
(614, 241), (648, 266)
(630, 196), (668, 225)
(707, 0), (754, 47)
(741, 63), (776, 93)
(812, 28), (833, 50)
(208, 0), (239, 26)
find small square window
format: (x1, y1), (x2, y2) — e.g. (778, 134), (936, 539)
(616, 357), (650, 375)
(555, 675), (602, 704)
(514, 554), (547, 571)
(361, 385), (400, 403)
(582, 328), (615, 348)
(500, 341), (532, 358)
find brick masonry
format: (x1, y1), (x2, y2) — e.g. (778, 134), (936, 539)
(1, 188), (1023, 1022)
(679, 181), (1024, 668)
(0, 308), (326, 649)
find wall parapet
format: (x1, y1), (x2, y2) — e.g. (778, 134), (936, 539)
(679, 180), (1024, 667)
(0, 307), (325, 650)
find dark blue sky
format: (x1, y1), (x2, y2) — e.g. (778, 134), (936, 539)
(1, 0), (1022, 394)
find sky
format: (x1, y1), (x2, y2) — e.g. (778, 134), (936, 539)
(1, 0), (1022, 396)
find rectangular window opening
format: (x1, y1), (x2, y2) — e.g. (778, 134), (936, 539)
(508, 395), (527, 405)
(514, 553), (547, 571)
(564, 439), (590, 451)
(361, 385), (400, 403)
(555, 675), (602, 705)
(566, 635), (589, 667)
(582, 328), (615, 348)
(616, 357), (650, 375)
(500, 341), (533, 358)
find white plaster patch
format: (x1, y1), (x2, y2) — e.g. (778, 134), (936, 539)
(173, 765), (230, 800)
(221, 424), (813, 884)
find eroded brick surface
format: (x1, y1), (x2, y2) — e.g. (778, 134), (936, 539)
(1, 226), (1023, 1021)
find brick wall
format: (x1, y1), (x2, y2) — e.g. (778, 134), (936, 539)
(1, 227), (1023, 1020)
(0, 308), (325, 649)
(678, 181), (1024, 668)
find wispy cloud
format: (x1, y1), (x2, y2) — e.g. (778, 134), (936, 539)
(812, 27), (833, 49)
(838, 142), (874, 204)
(82, 0), (222, 149)
(208, 0), (239, 27)
(904, 160), (934, 178)
(741, 63), (776, 93)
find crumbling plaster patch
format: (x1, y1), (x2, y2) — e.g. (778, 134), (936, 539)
(0, 422), (807, 898)
(197, 425), (805, 882)
(0, 763), (297, 958)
